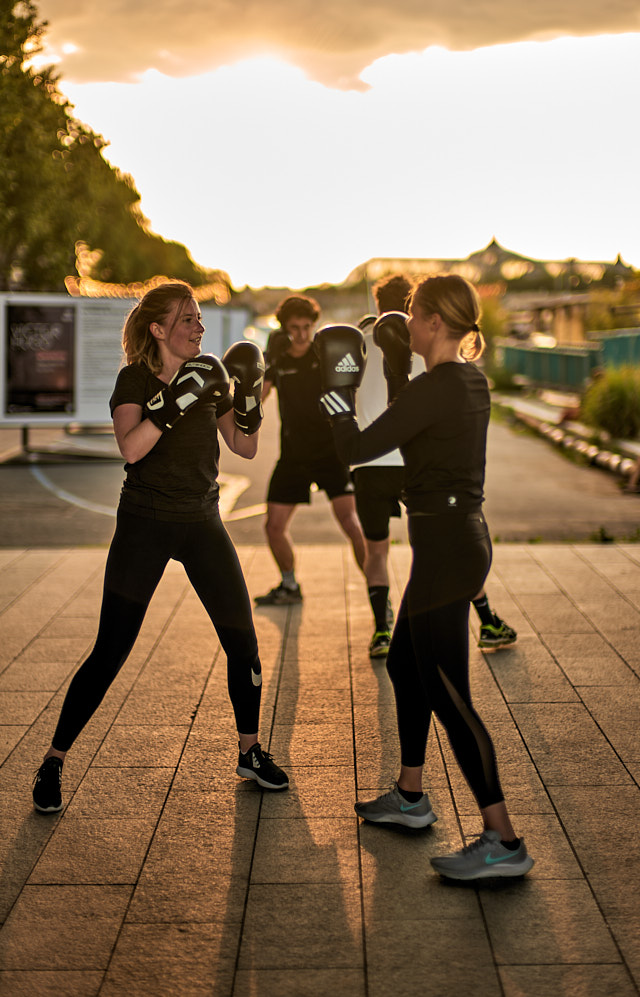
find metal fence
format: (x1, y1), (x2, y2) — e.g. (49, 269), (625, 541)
(496, 328), (640, 390)
(598, 329), (640, 367)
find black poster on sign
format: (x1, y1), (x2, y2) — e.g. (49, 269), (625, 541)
(5, 304), (75, 414)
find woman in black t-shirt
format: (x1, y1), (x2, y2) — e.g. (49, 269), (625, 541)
(322, 274), (534, 881)
(32, 282), (288, 814)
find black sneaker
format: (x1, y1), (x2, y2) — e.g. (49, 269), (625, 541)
(236, 742), (289, 790)
(254, 583), (303, 606)
(32, 757), (64, 813)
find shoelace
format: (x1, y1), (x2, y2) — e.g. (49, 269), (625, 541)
(246, 745), (276, 764)
(32, 759), (61, 787)
(461, 833), (492, 855)
(386, 783), (412, 802)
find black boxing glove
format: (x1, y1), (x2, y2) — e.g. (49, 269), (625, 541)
(146, 354), (229, 431)
(264, 328), (291, 377)
(357, 314), (377, 332)
(373, 311), (413, 404)
(314, 324), (366, 421)
(223, 340), (265, 435)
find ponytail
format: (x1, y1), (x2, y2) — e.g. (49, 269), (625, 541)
(460, 330), (485, 361)
(410, 274), (484, 358)
(122, 282), (193, 372)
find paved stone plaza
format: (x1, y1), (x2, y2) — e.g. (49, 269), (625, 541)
(0, 541), (639, 996)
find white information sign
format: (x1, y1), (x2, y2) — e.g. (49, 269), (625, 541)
(0, 294), (251, 426)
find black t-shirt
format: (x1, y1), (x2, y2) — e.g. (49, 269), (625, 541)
(331, 362), (490, 514)
(268, 345), (338, 462)
(109, 363), (234, 521)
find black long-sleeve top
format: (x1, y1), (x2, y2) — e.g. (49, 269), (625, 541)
(331, 361), (490, 514)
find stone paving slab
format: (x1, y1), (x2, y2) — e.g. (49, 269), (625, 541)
(0, 542), (639, 996)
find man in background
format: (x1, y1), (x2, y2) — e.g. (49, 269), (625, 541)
(255, 295), (366, 605)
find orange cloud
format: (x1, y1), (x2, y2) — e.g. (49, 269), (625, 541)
(38, 0), (640, 88)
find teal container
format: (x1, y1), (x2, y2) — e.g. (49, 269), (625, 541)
(498, 342), (601, 390)
(599, 329), (640, 367)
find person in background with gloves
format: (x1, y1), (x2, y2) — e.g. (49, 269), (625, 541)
(255, 294), (366, 606)
(32, 282), (288, 814)
(315, 274), (533, 882)
(354, 275), (424, 658)
(357, 276), (516, 655)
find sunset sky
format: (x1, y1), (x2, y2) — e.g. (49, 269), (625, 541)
(35, 1), (640, 289)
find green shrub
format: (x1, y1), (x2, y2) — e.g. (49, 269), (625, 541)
(485, 363), (519, 392)
(478, 297), (508, 363)
(581, 366), (640, 439)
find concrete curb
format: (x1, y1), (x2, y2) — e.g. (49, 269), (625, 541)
(493, 394), (639, 481)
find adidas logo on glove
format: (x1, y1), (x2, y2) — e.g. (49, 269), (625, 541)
(334, 353), (361, 374)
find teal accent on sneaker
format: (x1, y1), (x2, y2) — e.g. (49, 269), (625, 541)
(430, 829), (534, 880)
(485, 851), (520, 865)
(354, 784), (437, 829)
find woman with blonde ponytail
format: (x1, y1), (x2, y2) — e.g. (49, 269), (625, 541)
(32, 281), (289, 816)
(324, 273), (534, 881)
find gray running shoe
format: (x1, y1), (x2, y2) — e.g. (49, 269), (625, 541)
(354, 784), (437, 828)
(254, 583), (303, 606)
(431, 829), (534, 880)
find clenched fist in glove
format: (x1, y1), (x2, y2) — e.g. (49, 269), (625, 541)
(373, 311), (412, 404)
(264, 329), (291, 372)
(314, 325), (367, 422)
(223, 341), (265, 435)
(146, 354), (230, 431)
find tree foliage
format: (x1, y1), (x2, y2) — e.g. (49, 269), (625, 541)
(0, 1), (223, 292)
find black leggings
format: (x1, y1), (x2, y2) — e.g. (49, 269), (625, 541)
(52, 508), (262, 751)
(386, 511), (504, 810)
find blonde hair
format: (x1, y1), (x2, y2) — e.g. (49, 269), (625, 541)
(410, 274), (485, 361)
(122, 282), (194, 373)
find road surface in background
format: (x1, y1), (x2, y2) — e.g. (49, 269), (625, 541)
(0, 395), (638, 548)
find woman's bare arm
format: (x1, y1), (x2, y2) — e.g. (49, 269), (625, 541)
(113, 403), (162, 463)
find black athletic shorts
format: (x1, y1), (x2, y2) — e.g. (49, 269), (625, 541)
(267, 455), (354, 505)
(353, 465), (405, 541)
